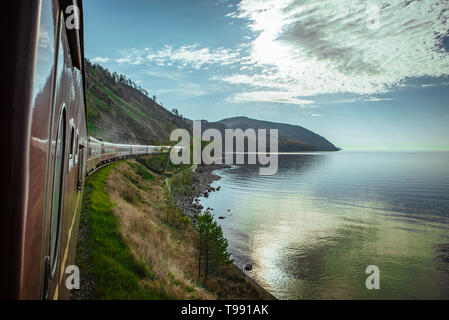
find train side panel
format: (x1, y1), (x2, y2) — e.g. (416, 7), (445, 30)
(53, 23), (88, 300)
(0, 0), (89, 299)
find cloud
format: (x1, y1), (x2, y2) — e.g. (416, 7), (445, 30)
(218, 0), (449, 104)
(146, 44), (241, 69)
(362, 97), (394, 102)
(115, 45), (241, 70)
(115, 48), (145, 65)
(90, 56), (110, 63)
(322, 96), (394, 104)
(421, 82), (449, 87)
(311, 114), (322, 117)
(228, 90), (315, 106)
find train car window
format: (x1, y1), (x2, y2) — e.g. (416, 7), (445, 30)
(75, 130), (79, 164)
(68, 123), (75, 171)
(50, 110), (66, 273)
(77, 142), (85, 190)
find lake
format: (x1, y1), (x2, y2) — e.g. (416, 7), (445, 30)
(199, 151), (449, 299)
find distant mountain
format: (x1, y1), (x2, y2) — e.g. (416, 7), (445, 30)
(85, 61), (339, 152)
(218, 117), (339, 152)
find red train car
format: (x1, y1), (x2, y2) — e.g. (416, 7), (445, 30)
(1, 0), (88, 299)
(1, 0), (174, 300)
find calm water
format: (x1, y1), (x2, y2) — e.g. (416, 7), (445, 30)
(199, 151), (449, 299)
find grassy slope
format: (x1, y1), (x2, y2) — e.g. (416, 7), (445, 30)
(73, 162), (167, 299)
(74, 157), (272, 300)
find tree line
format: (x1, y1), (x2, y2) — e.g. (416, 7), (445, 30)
(85, 58), (150, 98)
(85, 58), (183, 119)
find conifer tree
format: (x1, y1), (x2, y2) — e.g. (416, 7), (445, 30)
(196, 211), (232, 284)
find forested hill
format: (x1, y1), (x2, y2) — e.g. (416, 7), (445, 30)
(219, 117), (339, 152)
(84, 59), (190, 145)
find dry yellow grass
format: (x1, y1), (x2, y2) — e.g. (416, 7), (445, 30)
(105, 160), (215, 300)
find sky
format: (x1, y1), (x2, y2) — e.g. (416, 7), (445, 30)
(84, 0), (449, 150)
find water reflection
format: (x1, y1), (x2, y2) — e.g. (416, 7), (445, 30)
(200, 152), (449, 299)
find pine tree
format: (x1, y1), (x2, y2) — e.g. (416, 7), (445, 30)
(196, 211), (232, 285)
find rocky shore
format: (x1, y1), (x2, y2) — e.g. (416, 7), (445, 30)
(172, 163), (277, 300)
(173, 163), (230, 219)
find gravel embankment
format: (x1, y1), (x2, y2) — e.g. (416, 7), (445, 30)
(173, 164), (230, 219)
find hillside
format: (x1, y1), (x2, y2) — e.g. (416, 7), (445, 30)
(85, 59), (190, 144)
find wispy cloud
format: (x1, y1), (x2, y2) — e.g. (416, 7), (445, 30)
(218, 0), (449, 104)
(147, 44), (241, 69)
(421, 82), (449, 87)
(91, 56), (110, 63)
(115, 48), (145, 65)
(228, 90), (315, 106)
(115, 44), (242, 69)
(322, 96), (395, 104)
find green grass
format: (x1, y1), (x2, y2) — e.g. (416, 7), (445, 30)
(136, 155), (167, 173)
(95, 83), (149, 122)
(77, 163), (167, 299)
(137, 154), (189, 175)
(127, 162), (155, 181)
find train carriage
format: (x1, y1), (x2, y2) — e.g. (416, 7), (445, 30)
(131, 144), (149, 156)
(116, 143), (133, 157)
(101, 141), (120, 163)
(86, 136), (102, 173)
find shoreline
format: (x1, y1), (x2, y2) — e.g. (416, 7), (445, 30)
(173, 163), (231, 219)
(174, 163), (277, 300)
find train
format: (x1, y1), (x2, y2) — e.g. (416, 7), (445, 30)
(86, 136), (172, 175)
(1, 0), (174, 299)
